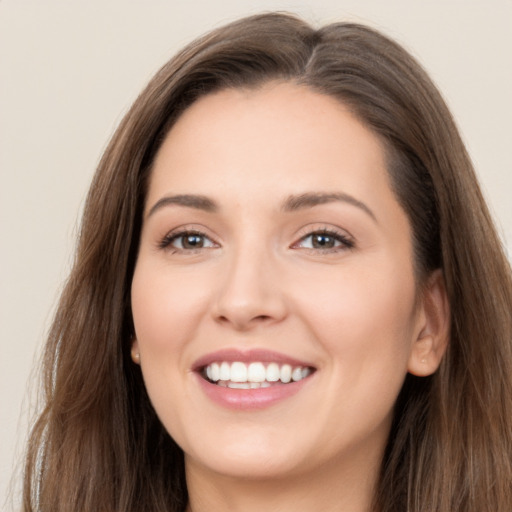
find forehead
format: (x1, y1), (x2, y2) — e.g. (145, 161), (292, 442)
(147, 82), (394, 214)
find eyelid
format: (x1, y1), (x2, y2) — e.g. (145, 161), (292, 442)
(291, 225), (355, 251)
(156, 223), (354, 254)
(158, 225), (220, 252)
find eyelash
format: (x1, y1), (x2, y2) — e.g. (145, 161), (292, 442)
(158, 229), (217, 252)
(293, 228), (355, 252)
(158, 228), (355, 254)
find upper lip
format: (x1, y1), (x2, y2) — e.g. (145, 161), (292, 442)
(192, 348), (316, 372)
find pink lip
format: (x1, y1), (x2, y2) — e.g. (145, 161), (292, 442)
(192, 348), (314, 371)
(192, 349), (316, 410)
(194, 372), (313, 410)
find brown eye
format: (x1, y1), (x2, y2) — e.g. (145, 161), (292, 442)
(181, 234), (205, 249)
(311, 233), (336, 249)
(294, 230), (354, 252)
(160, 231), (217, 251)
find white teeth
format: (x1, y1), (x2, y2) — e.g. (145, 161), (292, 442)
(203, 361), (313, 386)
(219, 361), (230, 381)
(292, 367), (303, 382)
(266, 363), (280, 382)
(210, 362), (220, 382)
(280, 364), (292, 383)
(228, 382), (250, 389)
(248, 362), (266, 382)
(230, 362), (247, 382)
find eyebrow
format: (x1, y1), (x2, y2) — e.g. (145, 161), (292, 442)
(282, 192), (377, 222)
(147, 194), (218, 218)
(146, 191), (376, 222)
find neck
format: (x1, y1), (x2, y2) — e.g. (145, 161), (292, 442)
(185, 452), (381, 512)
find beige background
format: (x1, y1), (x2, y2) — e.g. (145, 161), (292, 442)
(1, 1), (511, 508)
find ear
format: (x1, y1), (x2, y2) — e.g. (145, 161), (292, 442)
(130, 338), (141, 365)
(407, 269), (450, 377)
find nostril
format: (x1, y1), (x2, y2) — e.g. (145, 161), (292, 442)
(215, 313), (275, 330)
(254, 315), (272, 322)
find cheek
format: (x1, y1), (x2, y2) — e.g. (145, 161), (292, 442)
(131, 262), (213, 357)
(294, 257), (417, 373)
(130, 262), (214, 441)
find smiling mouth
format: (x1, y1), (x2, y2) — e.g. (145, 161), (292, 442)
(201, 361), (315, 389)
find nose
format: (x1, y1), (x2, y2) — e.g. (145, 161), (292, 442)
(211, 245), (288, 331)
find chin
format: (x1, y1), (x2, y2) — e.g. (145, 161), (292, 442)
(182, 427), (312, 480)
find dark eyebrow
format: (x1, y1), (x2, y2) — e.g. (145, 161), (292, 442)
(147, 194), (218, 218)
(282, 192), (377, 222)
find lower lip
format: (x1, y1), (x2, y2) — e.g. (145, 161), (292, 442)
(195, 373), (313, 410)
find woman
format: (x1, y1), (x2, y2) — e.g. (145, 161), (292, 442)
(23, 12), (512, 512)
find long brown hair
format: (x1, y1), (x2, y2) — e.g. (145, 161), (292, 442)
(23, 13), (512, 511)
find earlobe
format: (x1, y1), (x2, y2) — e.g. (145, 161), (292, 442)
(131, 339), (141, 365)
(407, 270), (450, 377)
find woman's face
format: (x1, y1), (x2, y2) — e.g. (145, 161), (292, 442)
(131, 83), (441, 482)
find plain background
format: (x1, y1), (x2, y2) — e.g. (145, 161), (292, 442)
(1, 1), (511, 508)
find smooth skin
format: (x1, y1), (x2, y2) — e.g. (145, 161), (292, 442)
(131, 82), (449, 512)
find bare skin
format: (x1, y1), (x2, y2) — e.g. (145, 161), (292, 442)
(131, 83), (449, 512)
